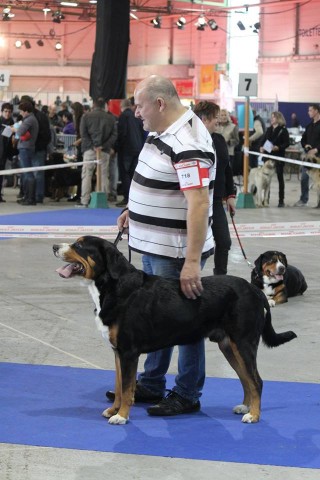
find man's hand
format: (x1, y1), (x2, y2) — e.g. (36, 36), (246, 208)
(117, 209), (129, 233)
(180, 260), (203, 300)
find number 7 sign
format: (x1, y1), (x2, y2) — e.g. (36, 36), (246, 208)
(238, 73), (258, 97)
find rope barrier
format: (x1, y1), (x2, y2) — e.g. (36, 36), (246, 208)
(244, 148), (320, 169)
(0, 159), (100, 177)
(0, 150), (318, 178)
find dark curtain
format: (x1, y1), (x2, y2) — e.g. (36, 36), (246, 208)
(90, 0), (130, 101)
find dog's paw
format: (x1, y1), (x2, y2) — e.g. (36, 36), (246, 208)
(108, 414), (128, 425)
(242, 412), (259, 423)
(268, 299), (276, 307)
(101, 407), (118, 418)
(233, 404), (250, 415)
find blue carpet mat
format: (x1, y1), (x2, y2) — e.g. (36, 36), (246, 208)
(1, 363), (319, 468)
(0, 208), (120, 226)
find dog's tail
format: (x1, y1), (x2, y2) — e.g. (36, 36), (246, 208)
(262, 297), (297, 347)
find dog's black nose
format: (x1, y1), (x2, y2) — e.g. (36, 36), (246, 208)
(278, 266), (285, 274)
(53, 244), (59, 253)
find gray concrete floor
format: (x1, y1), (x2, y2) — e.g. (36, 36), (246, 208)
(0, 174), (319, 480)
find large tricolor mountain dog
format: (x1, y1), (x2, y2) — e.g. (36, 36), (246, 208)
(53, 236), (297, 425)
(251, 251), (307, 307)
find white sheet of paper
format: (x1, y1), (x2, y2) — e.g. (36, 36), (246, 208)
(263, 140), (273, 153)
(1, 125), (12, 138)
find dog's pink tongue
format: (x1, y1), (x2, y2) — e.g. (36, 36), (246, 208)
(275, 274), (284, 281)
(55, 264), (73, 278)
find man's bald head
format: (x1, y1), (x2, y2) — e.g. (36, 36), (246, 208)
(135, 75), (179, 104)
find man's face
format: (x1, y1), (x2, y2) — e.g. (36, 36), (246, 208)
(308, 107), (319, 119)
(2, 108), (12, 120)
(134, 88), (159, 132)
(201, 115), (219, 134)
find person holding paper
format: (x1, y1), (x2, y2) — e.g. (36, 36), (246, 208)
(259, 111), (290, 208)
(0, 103), (14, 202)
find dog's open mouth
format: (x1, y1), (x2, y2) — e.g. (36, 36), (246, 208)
(56, 262), (85, 278)
(268, 272), (284, 281)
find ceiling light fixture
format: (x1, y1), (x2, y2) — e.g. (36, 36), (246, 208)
(52, 10), (65, 24)
(208, 19), (218, 31)
(2, 6), (15, 21)
(37, 39), (44, 47)
(130, 11), (139, 21)
(55, 41), (62, 50)
(151, 16), (161, 29)
(195, 15), (207, 31)
(24, 40), (31, 49)
(15, 40), (22, 49)
(237, 20), (246, 31)
(176, 17), (186, 30)
(60, 2), (78, 6)
(43, 4), (51, 17)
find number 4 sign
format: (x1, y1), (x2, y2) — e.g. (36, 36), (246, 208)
(238, 73), (258, 97)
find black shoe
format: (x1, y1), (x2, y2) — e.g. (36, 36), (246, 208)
(67, 195), (80, 202)
(278, 202), (285, 208)
(147, 391), (200, 416)
(106, 382), (163, 403)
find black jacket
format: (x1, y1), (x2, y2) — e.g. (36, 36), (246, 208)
(301, 119), (320, 152)
(261, 125), (290, 157)
(34, 109), (51, 152)
(211, 132), (234, 198)
(116, 108), (145, 156)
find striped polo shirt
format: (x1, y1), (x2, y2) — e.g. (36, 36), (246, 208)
(128, 108), (216, 259)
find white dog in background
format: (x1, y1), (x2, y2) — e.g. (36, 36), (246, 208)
(248, 160), (276, 207)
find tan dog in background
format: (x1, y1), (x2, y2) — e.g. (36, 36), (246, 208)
(305, 152), (320, 208)
(248, 160), (276, 207)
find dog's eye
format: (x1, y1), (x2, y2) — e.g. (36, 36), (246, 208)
(73, 242), (82, 249)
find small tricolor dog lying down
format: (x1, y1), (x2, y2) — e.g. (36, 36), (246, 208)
(251, 251), (308, 306)
(53, 236), (297, 425)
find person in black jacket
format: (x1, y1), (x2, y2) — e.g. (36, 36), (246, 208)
(0, 103), (14, 202)
(194, 101), (236, 275)
(294, 103), (320, 207)
(115, 98), (145, 207)
(260, 111), (290, 207)
(21, 95), (51, 204)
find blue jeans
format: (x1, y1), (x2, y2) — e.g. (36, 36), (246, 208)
(138, 254), (206, 403)
(300, 166), (309, 204)
(19, 148), (35, 189)
(33, 150), (46, 202)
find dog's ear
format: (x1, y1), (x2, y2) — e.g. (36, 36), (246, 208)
(279, 253), (288, 267)
(254, 254), (264, 272)
(102, 243), (129, 280)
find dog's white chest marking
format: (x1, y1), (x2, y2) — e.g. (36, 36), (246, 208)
(85, 280), (110, 343)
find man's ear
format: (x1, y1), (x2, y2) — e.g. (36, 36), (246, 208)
(157, 97), (166, 112)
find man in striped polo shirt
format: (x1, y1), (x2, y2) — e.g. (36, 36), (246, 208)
(116, 75), (216, 416)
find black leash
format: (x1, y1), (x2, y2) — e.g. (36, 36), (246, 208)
(229, 211), (254, 269)
(113, 229), (132, 263)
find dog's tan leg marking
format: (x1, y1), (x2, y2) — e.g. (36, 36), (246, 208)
(102, 350), (121, 420)
(218, 337), (251, 414)
(108, 356), (139, 425)
(228, 340), (261, 423)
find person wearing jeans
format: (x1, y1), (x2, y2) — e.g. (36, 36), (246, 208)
(112, 75), (216, 417)
(137, 255), (206, 403)
(14, 101), (39, 206)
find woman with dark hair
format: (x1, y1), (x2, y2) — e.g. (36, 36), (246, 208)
(260, 111), (290, 207)
(62, 111), (76, 135)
